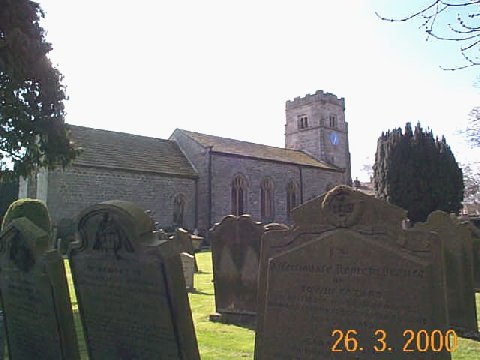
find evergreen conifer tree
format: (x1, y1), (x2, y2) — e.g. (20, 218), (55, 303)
(373, 122), (464, 223)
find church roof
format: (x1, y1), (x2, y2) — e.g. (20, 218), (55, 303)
(177, 129), (340, 170)
(67, 125), (197, 178)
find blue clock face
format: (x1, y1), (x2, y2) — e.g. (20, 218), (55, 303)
(330, 131), (339, 145)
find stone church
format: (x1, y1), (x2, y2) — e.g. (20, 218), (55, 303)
(19, 90), (351, 236)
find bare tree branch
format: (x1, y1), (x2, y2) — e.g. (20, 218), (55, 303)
(377, 1), (480, 70)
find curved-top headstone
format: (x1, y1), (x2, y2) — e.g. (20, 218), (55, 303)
(254, 186), (450, 359)
(209, 215), (289, 327)
(0, 216), (79, 359)
(210, 215), (264, 325)
(1, 198), (51, 234)
(69, 200), (199, 360)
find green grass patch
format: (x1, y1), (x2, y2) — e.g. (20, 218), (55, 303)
(189, 252), (254, 360)
(65, 251), (480, 359)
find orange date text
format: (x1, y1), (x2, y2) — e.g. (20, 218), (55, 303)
(330, 329), (457, 353)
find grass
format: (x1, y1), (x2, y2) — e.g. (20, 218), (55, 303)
(65, 251), (479, 359)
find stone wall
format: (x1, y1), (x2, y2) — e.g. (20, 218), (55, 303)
(47, 166), (196, 230)
(169, 130), (210, 234)
(210, 154), (344, 226)
(301, 167), (344, 201)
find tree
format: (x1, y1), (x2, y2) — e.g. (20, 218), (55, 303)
(464, 106), (480, 146)
(462, 162), (480, 201)
(373, 122), (464, 222)
(376, 1), (480, 69)
(0, 0), (79, 181)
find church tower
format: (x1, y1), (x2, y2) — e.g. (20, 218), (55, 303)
(285, 90), (351, 184)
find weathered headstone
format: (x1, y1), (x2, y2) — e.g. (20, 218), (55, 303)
(69, 200), (199, 360)
(171, 228), (201, 273)
(0, 217), (80, 359)
(467, 219), (480, 292)
(209, 215), (288, 327)
(56, 218), (76, 255)
(415, 211), (479, 339)
(180, 252), (195, 291)
(255, 186), (451, 359)
(173, 228), (195, 255)
(190, 234), (203, 252)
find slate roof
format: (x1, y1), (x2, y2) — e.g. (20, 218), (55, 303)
(67, 125), (197, 178)
(177, 129), (340, 170)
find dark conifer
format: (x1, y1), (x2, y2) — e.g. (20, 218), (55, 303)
(373, 122), (464, 223)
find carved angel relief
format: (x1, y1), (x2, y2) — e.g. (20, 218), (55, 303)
(92, 213), (134, 259)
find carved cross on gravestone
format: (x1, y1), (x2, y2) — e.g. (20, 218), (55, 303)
(255, 186), (451, 359)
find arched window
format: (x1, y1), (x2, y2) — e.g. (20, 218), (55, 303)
(173, 194), (186, 227)
(329, 114), (337, 128)
(231, 174), (247, 216)
(286, 180), (299, 217)
(261, 177), (274, 221)
(297, 115), (309, 129)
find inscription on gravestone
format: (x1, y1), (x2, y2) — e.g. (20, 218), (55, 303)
(255, 186), (450, 359)
(0, 217), (79, 360)
(69, 200), (199, 360)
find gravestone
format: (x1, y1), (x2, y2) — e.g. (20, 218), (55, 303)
(56, 218), (76, 255)
(173, 228), (195, 255)
(415, 211), (479, 339)
(171, 228), (200, 273)
(209, 215), (288, 327)
(255, 186), (451, 359)
(468, 219), (480, 292)
(69, 200), (199, 360)
(0, 217), (80, 359)
(180, 252), (195, 291)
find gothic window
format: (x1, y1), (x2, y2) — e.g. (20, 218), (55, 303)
(260, 177), (274, 221)
(173, 194), (186, 227)
(286, 180), (299, 217)
(231, 174), (247, 216)
(297, 115), (308, 129)
(329, 114), (337, 128)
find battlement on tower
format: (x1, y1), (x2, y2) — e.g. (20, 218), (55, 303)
(285, 90), (345, 110)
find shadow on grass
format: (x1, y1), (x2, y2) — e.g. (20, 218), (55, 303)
(195, 270), (211, 274)
(190, 289), (213, 296)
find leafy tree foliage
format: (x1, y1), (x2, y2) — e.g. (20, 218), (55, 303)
(0, 0), (79, 180)
(373, 122), (464, 222)
(377, 1), (480, 69)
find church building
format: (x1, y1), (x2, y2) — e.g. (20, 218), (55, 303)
(19, 90), (351, 236)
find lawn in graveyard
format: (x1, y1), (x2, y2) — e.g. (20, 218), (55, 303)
(66, 251), (480, 359)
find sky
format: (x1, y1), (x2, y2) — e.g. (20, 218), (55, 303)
(37, 0), (480, 181)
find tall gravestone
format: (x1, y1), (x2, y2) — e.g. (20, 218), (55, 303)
(0, 217), (80, 359)
(69, 200), (199, 360)
(415, 211), (479, 339)
(255, 186), (451, 359)
(209, 215), (288, 327)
